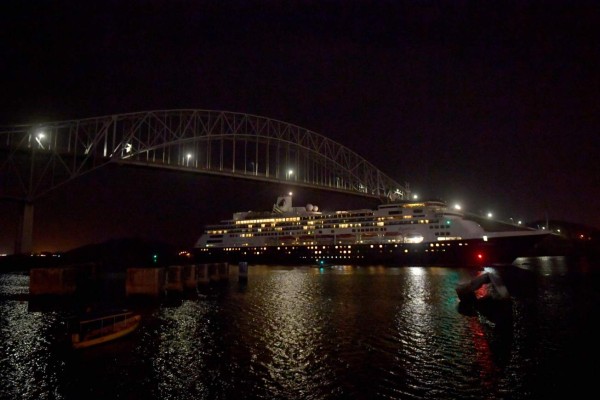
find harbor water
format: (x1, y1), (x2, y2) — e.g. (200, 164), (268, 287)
(1, 256), (598, 399)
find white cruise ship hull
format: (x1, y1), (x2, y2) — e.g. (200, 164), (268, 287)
(195, 232), (549, 267)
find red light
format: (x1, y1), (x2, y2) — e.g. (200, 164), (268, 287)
(477, 253), (483, 260)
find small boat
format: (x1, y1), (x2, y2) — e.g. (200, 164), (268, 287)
(71, 310), (141, 349)
(455, 272), (510, 303)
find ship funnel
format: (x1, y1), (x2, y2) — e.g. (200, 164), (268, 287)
(273, 195), (292, 213)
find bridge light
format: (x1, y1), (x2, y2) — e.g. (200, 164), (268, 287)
(125, 143), (132, 153)
(35, 131), (46, 149)
(413, 194), (418, 200)
(288, 192), (293, 196)
(487, 212), (493, 218)
(454, 204), (461, 210)
(187, 153), (192, 159)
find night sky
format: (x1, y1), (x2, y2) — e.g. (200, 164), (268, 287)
(1, 1), (599, 254)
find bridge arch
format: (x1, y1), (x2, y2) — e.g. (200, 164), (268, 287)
(1, 109), (409, 253)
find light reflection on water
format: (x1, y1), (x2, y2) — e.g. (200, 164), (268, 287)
(1, 257), (598, 399)
(0, 275), (66, 400)
(143, 300), (215, 399)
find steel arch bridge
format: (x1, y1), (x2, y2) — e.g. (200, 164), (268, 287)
(0, 109), (409, 253)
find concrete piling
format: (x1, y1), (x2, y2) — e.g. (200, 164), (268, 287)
(209, 263), (219, 282)
(166, 265), (184, 292)
(29, 267), (78, 295)
(126, 268), (165, 297)
(239, 261), (248, 282)
(182, 264), (197, 289)
(218, 262), (229, 281)
(197, 264), (210, 285)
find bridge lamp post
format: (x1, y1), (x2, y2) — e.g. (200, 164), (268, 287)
(186, 153), (192, 167)
(287, 169), (294, 180)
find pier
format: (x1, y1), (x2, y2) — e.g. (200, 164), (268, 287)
(27, 263), (237, 299)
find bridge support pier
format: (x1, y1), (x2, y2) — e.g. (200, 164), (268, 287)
(15, 202), (34, 255)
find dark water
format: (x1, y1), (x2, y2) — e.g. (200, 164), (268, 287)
(1, 256), (598, 399)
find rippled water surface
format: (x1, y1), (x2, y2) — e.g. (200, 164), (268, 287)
(1, 257), (598, 399)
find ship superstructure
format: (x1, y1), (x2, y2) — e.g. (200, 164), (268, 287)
(195, 195), (549, 266)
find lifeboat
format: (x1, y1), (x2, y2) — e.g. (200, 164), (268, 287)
(361, 232), (378, 238)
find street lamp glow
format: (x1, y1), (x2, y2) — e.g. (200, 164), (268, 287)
(413, 194), (418, 200)
(288, 192), (293, 196)
(186, 153), (192, 159)
(518, 220), (522, 225)
(37, 132), (45, 139)
(454, 204), (461, 210)
(487, 212), (493, 218)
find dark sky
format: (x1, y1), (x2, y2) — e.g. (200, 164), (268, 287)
(1, 1), (599, 253)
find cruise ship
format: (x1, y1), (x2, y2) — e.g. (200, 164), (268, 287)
(194, 195), (550, 266)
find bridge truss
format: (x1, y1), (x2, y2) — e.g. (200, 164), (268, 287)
(0, 110), (409, 253)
